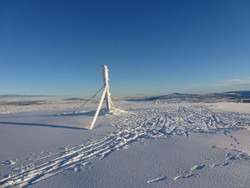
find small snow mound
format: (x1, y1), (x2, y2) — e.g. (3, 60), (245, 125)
(108, 108), (131, 116)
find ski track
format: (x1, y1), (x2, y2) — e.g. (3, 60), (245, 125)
(1, 105), (250, 187)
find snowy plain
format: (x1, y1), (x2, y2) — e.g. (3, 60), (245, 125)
(0, 98), (250, 188)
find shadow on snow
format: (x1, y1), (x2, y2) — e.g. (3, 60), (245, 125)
(55, 109), (108, 117)
(0, 122), (87, 130)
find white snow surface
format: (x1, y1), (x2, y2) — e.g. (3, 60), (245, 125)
(0, 100), (250, 188)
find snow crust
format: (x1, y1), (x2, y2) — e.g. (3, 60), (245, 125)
(0, 100), (250, 187)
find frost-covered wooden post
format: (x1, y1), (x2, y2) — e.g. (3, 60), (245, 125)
(89, 65), (113, 129)
(103, 65), (112, 112)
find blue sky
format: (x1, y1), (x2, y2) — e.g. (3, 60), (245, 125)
(0, 0), (250, 97)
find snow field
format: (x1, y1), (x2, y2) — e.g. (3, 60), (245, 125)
(0, 101), (250, 187)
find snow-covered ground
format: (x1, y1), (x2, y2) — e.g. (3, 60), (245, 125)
(0, 99), (250, 188)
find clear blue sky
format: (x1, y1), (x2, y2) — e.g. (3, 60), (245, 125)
(1, 0), (250, 97)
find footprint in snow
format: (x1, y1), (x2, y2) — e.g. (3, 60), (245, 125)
(226, 155), (238, 160)
(172, 175), (183, 181)
(147, 176), (167, 183)
(172, 173), (195, 181)
(2, 160), (16, 165)
(183, 173), (195, 178)
(221, 161), (230, 166)
(190, 164), (206, 171)
(210, 161), (229, 167)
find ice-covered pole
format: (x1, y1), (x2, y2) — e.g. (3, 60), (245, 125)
(89, 65), (113, 129)
(102, 65), (112, 113)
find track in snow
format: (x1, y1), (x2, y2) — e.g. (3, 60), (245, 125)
(1, 105), (250, 187)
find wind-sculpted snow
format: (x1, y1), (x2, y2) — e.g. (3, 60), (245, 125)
(1, 105), (250, 187)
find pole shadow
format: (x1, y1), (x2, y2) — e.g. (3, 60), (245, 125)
(0, 122), (87, 130)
